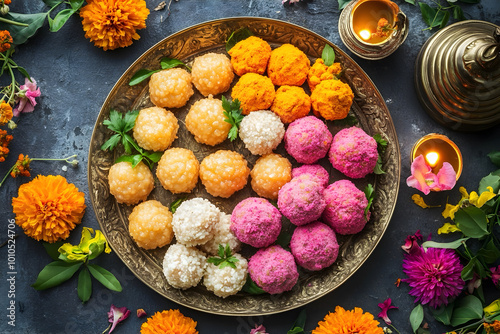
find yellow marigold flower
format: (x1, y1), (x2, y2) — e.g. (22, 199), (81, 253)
(0, 100), (13, 125)
(80, 0), (149, 51)
(312, 306), (384, 334)
(485, 320), (500, 334)
(0, 30), (13, 53)
(12, 175), (86, 243)
(437, 222), (461, 235)
(141, 309), (198, 334)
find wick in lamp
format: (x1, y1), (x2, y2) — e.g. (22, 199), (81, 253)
(411, 134), (463, 180)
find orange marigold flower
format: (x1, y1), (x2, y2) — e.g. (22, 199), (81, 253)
(0, 30), (12, 53)
(0, 100), (13, 125)
(12, 175), (86, 243)
(0, 129), (13, 162)
(312, 306), (384, 334)
(3, 0), (12, 5)
(485, 320), (500, 334)
(80, 0), (149, 51)
(10, 153), (31, 178)
(140, 309), (198, 334)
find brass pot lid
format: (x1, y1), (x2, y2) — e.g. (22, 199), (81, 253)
(415, 20), (500, 131)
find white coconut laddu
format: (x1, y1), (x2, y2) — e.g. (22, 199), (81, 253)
(171, 198), (220, 247)
(200, 213), (241, 256)
(203, 253), (248, 298)
(238, 110), (285, 155)
(162, 243), (207, 289)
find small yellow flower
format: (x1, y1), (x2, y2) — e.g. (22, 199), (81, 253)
(437, 222), (461, 235)
(0, 100), (13, 125)
(470, 186), (496, 208)
(59, 227), (111, 262)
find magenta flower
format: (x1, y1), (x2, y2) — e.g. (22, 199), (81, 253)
(491, 265), (500, 288)
(402, 247), (464, 308)
(13, 77), (41, 117)
(250, 324), (268, 334)
(401, 230), (422, 255)
(406, 155), (456, 194)
(378, 298), (398, 325)
(107, 305), (130, 333)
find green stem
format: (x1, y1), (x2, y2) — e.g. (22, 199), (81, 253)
(7, 64), (16, 104)
(31, 154), (78, 164)
(449, 318), (485, 333)
(389, 324), (402, 334)
(0, 17), (29, 27)
(0, 163), (16, 187)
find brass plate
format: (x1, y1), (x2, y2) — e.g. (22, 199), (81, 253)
(87, 17), (400, 316)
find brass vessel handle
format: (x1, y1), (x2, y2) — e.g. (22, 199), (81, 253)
(463, 27), (500, 76)
(476, 27), (500, 70)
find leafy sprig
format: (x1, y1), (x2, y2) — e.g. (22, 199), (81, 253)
(129, 57), (190, 86)
(170, 197), (186, 214)
(373, 133), (388, 175)
(207, 244), (239, 269)
(222, 96), (244, 142)
(101, 110), (162, 168)
(364, 184), (375, 221)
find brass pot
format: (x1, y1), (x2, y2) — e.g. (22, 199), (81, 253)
(415, 20), (500, 131)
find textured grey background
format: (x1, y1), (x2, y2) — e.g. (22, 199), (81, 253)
(1, 0), (499, 333)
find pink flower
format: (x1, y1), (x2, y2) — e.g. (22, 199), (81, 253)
(406, 155), (456, 194)
(250, 324), (268, 334)
(401, 230), (422, 255)
(107, 305), (130, 333)
(402, 247), (464, 308)
(378, 298), (398, 325)
(491, 265), (500, 288)
(13, 77), (41, 117)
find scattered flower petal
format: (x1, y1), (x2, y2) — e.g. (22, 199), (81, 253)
(108, 305), (131, 333)
(469, 186), (496, 208)
(401, 230), (422, 255)
(467, 274), (481, 294)
(137, 308), (147, 318)
(437, 222), (461, 235)
(250, 324), (268, 334)
(434, 162), (456, 191)
(491, 266), (500, 288)
(377, 298), (398, 325)
(484, 298), (500, 317)
(411, 194), (440, 208)
(394, 278), (401, 287)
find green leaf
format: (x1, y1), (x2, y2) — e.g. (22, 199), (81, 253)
(0, 12), (48, 45)
(122, 110), (139, 132)
(461, 257), (478, 281)
(488, 151), (500, 167)
(439, 10), (450, 29)
(87, 264), (122, 292)
(160, 57), (188, 71)
(77, 267), (92, 303)
(477, 238), (500, 264)
(43, 0), (64, 7)
(129, 69), (160, 86)
(43, 241), (65, 261)
(479, 173), (500, 194)
(32, 261), (82, 290)
(419, 4), (446, 29)
(458, 0), (480, 3)
(364, 184), (375, 221)
(207, 244), (239, 269)
(225, 27), (253, 52)
(101, 133), (121, 151)
(338, 0), (353, 10)
(143, 151), (162, 164)
(421, 238), (469, 250)
(405, 0), (416, 5)
(276, 228), (293, 249)
(450, 295), (483, 327)
(16, 66), (31, 79)
(410, 304), (424, 333)
(333, 114), (358, 126)
(68, 0), (85, 10)
(115, 154), (143, 168)
(453, 5), (466, 20)
(242, 276), (265, 294)
(431, 303), (454, 326)
(455, 206), (489, 239)
(321, 44), (335, 66)
(170, 198), (186, 214)
(49, 8), (76, 32)
(288, 309), (306, 334)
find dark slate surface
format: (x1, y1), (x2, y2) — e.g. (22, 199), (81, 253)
(1, 1), (499, 333)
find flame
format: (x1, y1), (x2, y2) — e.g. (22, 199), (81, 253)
(359, 29), (371, 40)
(425, 152), (439, 168)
